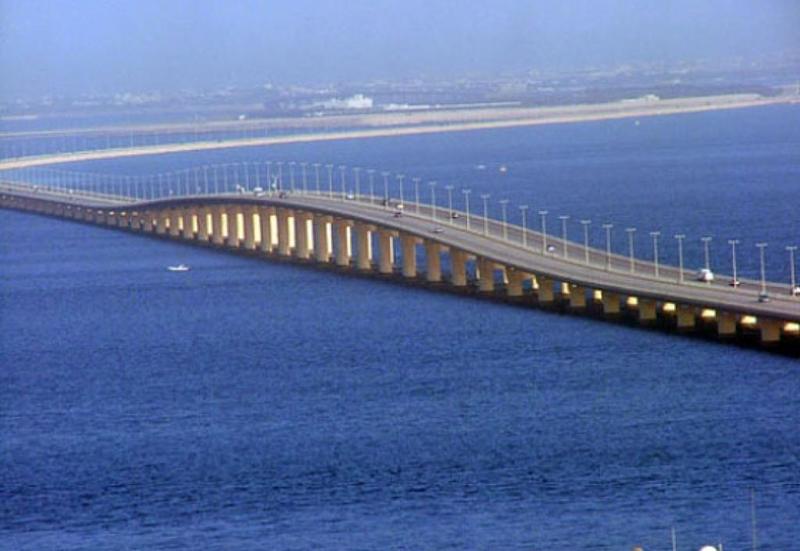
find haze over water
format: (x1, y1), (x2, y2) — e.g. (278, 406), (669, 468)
(2, 106), (799, 549)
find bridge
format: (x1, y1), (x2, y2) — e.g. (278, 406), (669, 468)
(2, 176), (799, 353)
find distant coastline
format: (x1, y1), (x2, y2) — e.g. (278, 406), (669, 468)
(1, 93), (796, 171)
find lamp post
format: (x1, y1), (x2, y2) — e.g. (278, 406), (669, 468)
(326, 164), (334, 198)
(396, 174), (405, 206)
(675, 234), (686, 283)
(429, 181), (437, 221)
(756, 243), (768, 297)
(266, 161), (272, 194)
(480, 193), (491, 236)
(650, 231), (661, 278)
(580, 220), (591, 264)
(353, 167), (361, 201)
(701, 236), (712, 271)
(559, 215), (570, 258)
(520, 205), (529, 247)
(625, 227), (636, 273)
(313, 162), (321, 195)
(445, 185), (454, 225)
(500, 199), (510, 240)
(728, 239), (740, 288)
(288, 161), (296, 193)
(539, 210), (549, 253)
(339, 165), (347, 200)
(276, 161), (283, 192)
(603, 223), (613, 271)
(382, 171), (390, 208)
(413, 177), (421, 213)
(786, 245), (797, 295)
(462, 189), (472, 231)
(300, 162), (308, 195)
(367, 169), (375, 204)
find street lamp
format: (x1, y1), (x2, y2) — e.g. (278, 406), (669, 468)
(300, 162), (308, 195)
(480, 193), (491, 236)
(353, 167), (361, 201)
(559, 215), (569, 258)
(500, 199), (510, 240)
(625, 227), (636, 273)
(603, 223), (613, 271)
(701, 236), (712, 271)
(728, 239), (740, 288)
(413, 177), (421, 213)
(339, 165), (347, 200)
(786, 245), (797, 295)
(539, 210), (549, 253)
(580, 220), (591, 264)
(382, 171), (390, 208)
(276, 161), (283, 192)
(367, 169), (375, 204)
(520, 205), (529, 247)
(288, 161), (296, 193)
(396, 174), (405, 206)
(313, 162), (321, 195)
(326, 164), (334, 198)
(444, 185), (454, 225)
(429, 181), (437, 221)
(756, 243), (768, 297)
(462, 189), (472, 231)
(650, 231), (661, 278)
(675, 234), (686, 283)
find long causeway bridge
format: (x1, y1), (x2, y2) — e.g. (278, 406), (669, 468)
(2, 175), (799, 354)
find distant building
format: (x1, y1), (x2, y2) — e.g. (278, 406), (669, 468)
(316, 94), (374, 110)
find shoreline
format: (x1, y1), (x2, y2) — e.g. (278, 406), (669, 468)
(1, 94), (796, 171)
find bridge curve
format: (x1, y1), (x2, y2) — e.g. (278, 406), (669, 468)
(2, 182), (799, 352)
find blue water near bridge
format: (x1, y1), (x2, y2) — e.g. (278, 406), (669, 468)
(2, 105), (799, 550)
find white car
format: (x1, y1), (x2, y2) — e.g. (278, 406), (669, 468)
(792, 285), (800, 297)
(696, 268), (715, 283)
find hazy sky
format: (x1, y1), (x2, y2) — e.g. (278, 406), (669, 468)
(1, 0), (798, 99)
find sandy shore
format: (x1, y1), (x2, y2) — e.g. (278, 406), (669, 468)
(1, 93), (796, 171)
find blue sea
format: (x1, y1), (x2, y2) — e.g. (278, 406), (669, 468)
(2, 105), (799, 550)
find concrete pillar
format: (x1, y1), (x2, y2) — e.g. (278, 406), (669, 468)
(242, 206), (257, 250)
(258, 207), (275, 253)
(225, 207), (240, 247)
(450, 249), (468, 287)
(156, 210), (168, 235)
(759, 318), (782, 344)
(335, 221), (352, 267)
(211, 206), (225, 245)
(355, 223), (373, 270)
(676, 304), (696, 330)
(167, 209), (180, 237)
(182, 208), (195, 239)
(294, 212), (311, 259)
(105, 211), (117, 226)
(277, 208), (292, 256)
(197, 207), (209, 241)
(378, 230), (394, 274)
(478, 258), (494, 292)
(117, 212), (129, 229)
(538, 276), (554, 303)
(602, 291), (621, 315)
(313, 215), (331, 262)
(401, 234), (418, 278)
(569, 284), (587, 308)
(141, 211), (154, 232)
(425, 241), (442, 282)
(507, 269), (524, 297)
(717, 312), (737, 337)
(638, 299), (657, 323)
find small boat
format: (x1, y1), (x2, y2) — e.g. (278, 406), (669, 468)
(498, 165), (508, 173)
(167, 264), (191, 272)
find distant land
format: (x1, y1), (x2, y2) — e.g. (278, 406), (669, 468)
(2, 92), (797, 171)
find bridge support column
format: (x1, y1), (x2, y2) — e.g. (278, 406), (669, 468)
(602, 291), (621, 315)
(425, 241), (442, 282)
(167, 209), (180, 237)
(226, 207), (241, 247)
(182, 208), (195, 239)
(142, 211), (154, 232)
(638, 299), (657, 323)
(104, 211), (117, 227)
(258, 207), (275, 253)
(355, 223), (373, 270)
(314, 215), (332, 262)
(378, 230), (395, 274)
(676, 304), (696, 330)
(117, 212), (130, 229)
(156, 210), (168, 235)
(276, 209), (292, 256)
(401, 234), (418, 278)
(242, 206), (257, 250)
(335, 221), (352, 267)
(717, 311), (738, 337)
(759, 318), (782, 344)
(537, 277), (554, 303)
(196, 208), (209, 241)
(506, 269), (524, 297)
(294, 212), (311, 259)
(450, 249), (468, 287)
(569, 284), (587, 308)
(211, 207), (225, 245)
(478, 258), (494, 292)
